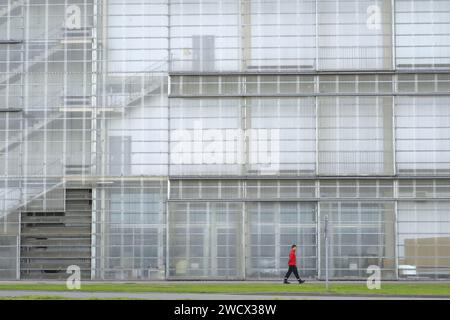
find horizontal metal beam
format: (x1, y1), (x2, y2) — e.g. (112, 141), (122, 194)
(0, 108), (23, 112)
(169, 69), (450, 76)
(169, 92), (450, 98)
(167, 198), (450, 202)
(168, 175), (450, 180)
(0, 40), (23, 44)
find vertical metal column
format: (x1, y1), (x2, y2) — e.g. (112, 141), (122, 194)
(391, 0), (396, 71)
(240, 0), (251, 71)
(324, 214), (329, 289)
(315, 0), (319, 70)
(165, 188), (170, 279)
(90, 0), (99, 280)
(165, 0), (171, 280)
(391, 0), (398, 280)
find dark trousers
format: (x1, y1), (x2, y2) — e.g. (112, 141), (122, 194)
(284, 265), (301, 280)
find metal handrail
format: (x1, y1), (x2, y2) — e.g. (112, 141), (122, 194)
(0, 95), (64, 154)
(0, 158), (64, 218)
(0, 0), (25, 17)
(1, 25), (93, 84)
(107, 59), (167, 107)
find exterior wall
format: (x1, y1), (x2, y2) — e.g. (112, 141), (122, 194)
(0, 0), (449, 280)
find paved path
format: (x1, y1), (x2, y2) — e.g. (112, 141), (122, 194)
(0, 290), (449, 300)
(1, 281), (449, 300)
(1, 280), (450, 284)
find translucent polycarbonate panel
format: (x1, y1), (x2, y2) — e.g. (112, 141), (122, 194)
(168, 201), (244, 279)
(169, 98), (243, 176)
(96, 1), (170, 176)
(319, 180), (394, 198)
(319, 202), (396, 279)
(396, 0), (450, 69)
(102, 84), (169, 176)
(318, 96), (394, 175)
(170, 0), (240, 72)
(0, 113), (22, 176)
(170, 96), (316, 176)
(246, 180), (316, 200)
(170, 180), (243, 200)
(170, 74), (450, 97)
(398, 74), (450, 94)
(93, 180), (166, 280)
(0, 0), (24, 40)
(106, 1), (168, 73)
(170, 180), (317, 200)
(246, 202), (317, 279)
(318, 0), (393, 70)
(0, 235), (18, 279)
(0, 199), (19, 279)
(396, 97), (450, 176)
(248, 0), (316, 71)
(398, 180), (450, 199)
(98, 1), (170, 177)
(0, 41), (23, 110)
(398, 202), (450, 279)
(26, 1), (93, 39)
(170, 75), (315, 97)
(170, 76), (243, 96)
(318, 75), (393, 94)
(22, 181), (65, 212)
(248, 98), (316, 175)
(170, 0), (316, 72)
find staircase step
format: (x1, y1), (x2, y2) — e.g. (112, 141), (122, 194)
(21, 251), (91, 259)
(20, 188), (92, 280)
(20, 271), (91, 280)
(20, 261), (91, 269)
(21, 217), (92, 224)
(21, 226), (91, 236)
(21, 238), (91, 246)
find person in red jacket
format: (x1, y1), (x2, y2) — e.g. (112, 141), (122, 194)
(283, 244), (305, 284)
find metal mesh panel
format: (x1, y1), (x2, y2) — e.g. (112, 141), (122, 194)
(168, 201), (244, 279)
(319, 201), (396, 279)
(398, 201), (450, 279)
(246, 202), (317, 279)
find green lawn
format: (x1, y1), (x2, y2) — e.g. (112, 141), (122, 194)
(0, 295), (141, 300)
(0, 295), (75, 300)
(0, 283), (449, 296)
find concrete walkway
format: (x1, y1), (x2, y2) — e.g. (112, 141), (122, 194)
(2, 280), (450, 284)
(0, 290), (449, 300)
(1, 281), (449, 300)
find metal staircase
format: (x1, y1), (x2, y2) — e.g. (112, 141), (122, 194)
(0, 108), (64, 156)
(0, 0), (24, 17)
(20, 189), (92, 280)
(0, 22), (94, 223)
(106, 60), (167, 112)
(1, 25), (92, 86)
(0, 159), (64, 221)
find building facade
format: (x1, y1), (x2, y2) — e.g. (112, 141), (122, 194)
(0, 0), (449, 280)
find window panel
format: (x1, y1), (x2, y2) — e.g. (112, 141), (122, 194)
(318, 0), (393, 70)
(249, 97), (316, 175)
(248, 0), (316, 71)
(396, 97), (450, 176)
(168, 201), (244, 279)
(396, 0), (450, 69)
(320, 201), (396, 279)
(247, 202), (317, 279)
(398, 201), (450, 279)
(318, 96), (394, 175)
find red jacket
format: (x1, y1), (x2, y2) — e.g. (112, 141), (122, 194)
(288, 249), (296, 266)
